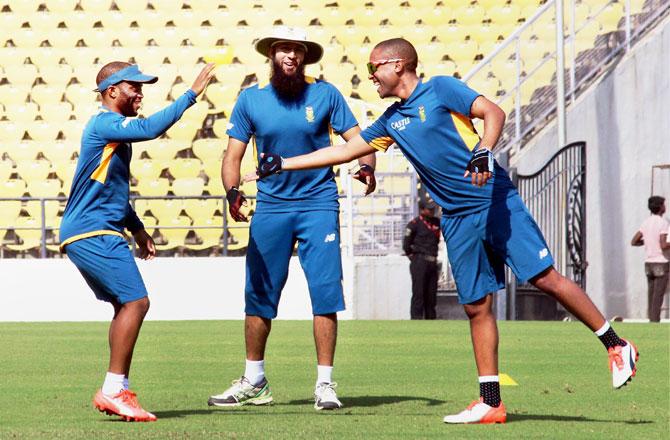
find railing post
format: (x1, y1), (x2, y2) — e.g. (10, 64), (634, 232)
(625, 0), (632, 51)
(222, 195), (228, 257)
(514, 37), (521, 155)
(555, 0), (567, 148)
(40, 198), (47, 258)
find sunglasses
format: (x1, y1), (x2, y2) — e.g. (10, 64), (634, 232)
(366, 58), (404, 75)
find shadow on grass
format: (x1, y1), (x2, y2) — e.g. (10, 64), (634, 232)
(509, 413), (654, 424)
(286, 395), (445, 407)
(151, 409), (218, 419)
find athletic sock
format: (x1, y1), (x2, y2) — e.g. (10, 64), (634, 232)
(479, 376), (501, 408)
(244, 359), (265, 386)
(102, 372), (125, 396)
(594, 321), (626, 350)
(317, 365), (333, 385)
(123, 377), (130, 390)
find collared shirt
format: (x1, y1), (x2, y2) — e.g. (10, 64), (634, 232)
(59, 90), (197, 248)
(227, 77), (358, 213)
(403, 215), (440, 257)
(360, 76), (518, 217)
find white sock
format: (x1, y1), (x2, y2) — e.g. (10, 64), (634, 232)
(244, 359), (265, 386)
(478, 375), (499, 383)
(317, 365), (333, 385)
(102, 372), (125, 396)
(594, 321), (610, 336)
(123, 377), (130, 390)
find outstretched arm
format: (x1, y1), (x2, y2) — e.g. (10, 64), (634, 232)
(341, 126), (377, 195)
(285, 134), (376, 171)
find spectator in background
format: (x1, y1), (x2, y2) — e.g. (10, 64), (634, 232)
(403, 199), (441, 319)
(631, 196), (669, 322)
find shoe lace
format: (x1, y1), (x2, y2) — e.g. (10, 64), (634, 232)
(316, 382), (338, 400)
(227, 377), (254, 397)
(608, 346), (623, 372)
(466, 398), (483, 411)
(119, 390), (140, 408)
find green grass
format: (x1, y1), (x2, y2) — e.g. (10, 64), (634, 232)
(1, 320), (667, 439)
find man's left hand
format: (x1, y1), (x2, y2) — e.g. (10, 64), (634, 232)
(464, 147), (494, 187)
(352, 164), (376, 195)
(133, 229), (156, 260)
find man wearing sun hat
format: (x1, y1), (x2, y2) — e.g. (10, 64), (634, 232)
(60, 61), (214, 421)
(208, 27), (376, 411)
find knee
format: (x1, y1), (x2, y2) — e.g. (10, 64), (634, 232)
(530, 267), (562, 293)
(132, 296), (150, 317)
(463, 298), (492, 320)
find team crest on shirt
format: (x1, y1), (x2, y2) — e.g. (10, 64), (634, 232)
(418, 105), (426, 122)
(305, 106), (315, 123)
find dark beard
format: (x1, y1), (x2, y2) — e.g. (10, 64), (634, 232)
(270, 61), (306, 100)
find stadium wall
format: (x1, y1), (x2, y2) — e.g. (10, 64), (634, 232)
(512, 16), (670, 319)
(0, 256), (412, 322)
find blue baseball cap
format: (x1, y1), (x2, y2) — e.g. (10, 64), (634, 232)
(95, 64), (158, 92)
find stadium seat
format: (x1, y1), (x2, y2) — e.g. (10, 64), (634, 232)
(5, 103), (38, 124)
(6, 141), (38, 161)
(172, 177), (206, 196)
(206, 176), (225, 196)
(212, 118), (229, 138)
(31, 85), (63, 107)
(0, 121), (26, 142)
(183, 199), (220, 221)
(156, 215), (192, 251)
(79, 0), (112, 13)
(148, 199), (184, 223)
(38, 65), (74, 88)
(1, 179), (28, 198)
(54, 160), (78, 187)
(40, 103), (74, 124)
(227, 224), (250, 251)
(115, 0), (149, 14)
(192, 138), (223, 162)
(0, 159), (14, 181)
(136, 178), (170, 196)
(27, 179), (62, 198)
(152, 26), (185, 48)
(0, 84), (30, 106)
(190, 217), (224, 251)
(139, 215), (157, 236)
(27, 120), (61, 142)
(6, 216), (43, 253)
(44, 0), (79, 13)
(48, 28), (81, 49)
(24, 200), (62, 225)
(16, 160), (52, 183)
(99, 10), (135, 30)
(65, 84), (98, 107)
(61, 120), (86, 142)
(130, 159), (165, 181)
(205, 82), (241, 113)
(141, 138), (181, 160)
(169, 159), (203, 179)
(0, 201), (22, 227)
(10, 28), (46, 49)
(198, 156), (221, 181)
(166, 119), (200, 142)
(182, 101), (210, 123)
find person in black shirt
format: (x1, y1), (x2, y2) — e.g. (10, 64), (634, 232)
(404, 199), (441, 319)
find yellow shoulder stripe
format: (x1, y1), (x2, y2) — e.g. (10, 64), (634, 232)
(90, 143), (119, 184)
(368, 136), (394, 152)
(450, 112), (480, 151)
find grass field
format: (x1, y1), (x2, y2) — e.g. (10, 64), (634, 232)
(1, 320), (668, 439)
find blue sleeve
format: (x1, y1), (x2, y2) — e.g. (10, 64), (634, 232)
(124, 203), (144, 234)
(94, 90), (197, 143)
(326, 83), (358, 135)
(360, 110), (395, 152)
(432, 76), (481, 116)
(226, 89), (254, 143)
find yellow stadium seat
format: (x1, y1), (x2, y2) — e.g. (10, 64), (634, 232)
(48, 28), (81, 49)
(27, 12), (60, 34)
(597, 1), (625, 33)
(139, 215), (157, 236)
(206, 176), (225, 196)
(182, 101), (210, 123)
(133, 199), (151, 217)
(0, 201), (22, 226)
(132, 47), (166, 68)
(6, 141), (38, 161)
(79, 0), (112, 13)
(169, 159), (203, 179)
(16, 160), (52, 182)
(27, 120), (61, 142)
(38, 64), (74, 88)
(148, 199), (184, 223)
(61, 119), (86, 142)
(422, 4), (454, 27)
(156, 215), (191, 251)
(172, 177), (206, 196)
(115, 27), (149, 49)
(44, 0), (79, 13)
(31, 85), (63, 107)
(192, 138), (222, 162)
(130, 159), (165, 180)
(227, 224), (250, 251)
(190, 217), (224, 251)
(142, 138), (181, 160)
(212, 118), (229, 139)
(62, 10), (98, 33)
(54, 159), (78, 186)
(65, 84), (97, 107)
(173, 10), (208, 30)
(183, 199), (219, 220)
(83, 28), (116, 50)
(27, 179), (62, 198)
(134, 9), (170, 31)
(115, 0), (148, 14)
(1, 179), (27, 197)
(4, 64), (38, 88)
(6, 216), (43, 253)
(27, 48), (60, 72)
(40, 102), (74, 124)
(136, 178), (170, 196)
(0, 121), (25, 142)
(152, 26), (185, 48)
(0, 159), (14, 181)
(488, 3), (523, 24)
(205, 82), (241, 113)
(416, 41), (449, 65)
(166, 120), (200, 142)
(10, 28), (46, 49)
(319, 4), (349, 27)
(99, 10), (134, 30)
(0, 84), (29, 106)
(24, 200), (62, 224)
(335, 25), (368, 47)
(447, 40), (480, 64)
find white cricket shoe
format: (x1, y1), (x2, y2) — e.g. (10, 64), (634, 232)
(609, 339), (639, 389)
(314, 382), (342, 410)
(208, 376), (273, 407)
(443, 398), (507, 424)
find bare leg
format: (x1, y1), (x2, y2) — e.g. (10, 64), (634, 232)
(530, 267), (606, 331)
(463, 294), (499, 376)
(314, 313), (337, 366)
(245, 315), (272, 361)
(108, 297), (150, 376)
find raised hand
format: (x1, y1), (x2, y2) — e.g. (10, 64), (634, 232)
(190, 63), (216, 96)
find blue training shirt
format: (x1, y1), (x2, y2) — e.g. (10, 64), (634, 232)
(360, 76), (517, 217)
(60, 90), (197, 248)
(227, 77), (358, 213)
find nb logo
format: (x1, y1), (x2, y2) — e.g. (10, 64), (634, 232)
(539, 248), (549, 259)
(324, 233), (336, 243)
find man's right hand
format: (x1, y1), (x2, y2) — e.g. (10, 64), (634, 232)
(226, 187), (248, 222)
(190, 63), (216, 96)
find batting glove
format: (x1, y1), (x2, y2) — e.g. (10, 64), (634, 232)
(257, 153), (284, 179)
(465, 147), (494, 175)
(226, 186), (248, 222)
(352, 164), (377, 195)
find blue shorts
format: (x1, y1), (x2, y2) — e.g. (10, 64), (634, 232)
(65, 234), (148, 304)
(245, 210), (344, 319)
(441, 194), (554, 305)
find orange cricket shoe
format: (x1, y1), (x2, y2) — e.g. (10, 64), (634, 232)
(93, 389), (157, 422)
(443, 398), (507, 424)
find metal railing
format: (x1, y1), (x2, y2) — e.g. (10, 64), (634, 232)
(464, 0), (670, 157)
